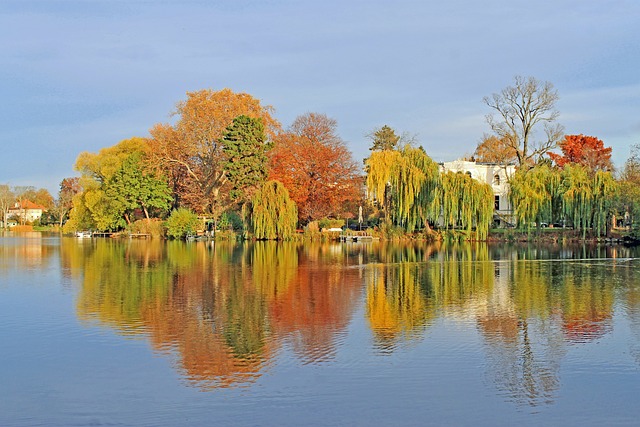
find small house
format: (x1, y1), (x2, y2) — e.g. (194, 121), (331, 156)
(7, 200), (47, 224)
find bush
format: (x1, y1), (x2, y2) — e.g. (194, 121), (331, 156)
(378, 220), (404, 240)
(218, 211), (244, 231)
(128, 218), (165, 238)
(213, 229), (238, 241)
(303, 221), (322, 240)
(165, 208), (199, 239)
(10, 225), (34, 232)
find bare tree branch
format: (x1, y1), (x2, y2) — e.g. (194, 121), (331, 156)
(484, 76), (564, 168)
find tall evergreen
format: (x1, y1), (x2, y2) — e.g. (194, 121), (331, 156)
(369, 125), (401, 152)
(222, 115), (271, 203)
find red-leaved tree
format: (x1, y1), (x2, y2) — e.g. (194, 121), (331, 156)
(548, 134), (613, 172)
(268, 113), (363, 223)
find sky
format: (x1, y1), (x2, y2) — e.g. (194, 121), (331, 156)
(1, 0), (639, 195)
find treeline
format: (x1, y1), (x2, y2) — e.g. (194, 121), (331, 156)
(362, 77), (636, 240)
(5, 76), (640, 240)
(63, 89), (362, 239)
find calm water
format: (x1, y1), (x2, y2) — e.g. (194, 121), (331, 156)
(1, 233), (640, 426)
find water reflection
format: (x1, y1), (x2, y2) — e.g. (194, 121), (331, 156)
(271, 243), (363, 364)
(478, 255), (622, 406)
(58, 237), (640, 403)
(68, 239), (364, 389)
(0, 232), (58, 274)
(365, 262), (434, 352)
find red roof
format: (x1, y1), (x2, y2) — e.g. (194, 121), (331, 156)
(11, 200), (46, 210)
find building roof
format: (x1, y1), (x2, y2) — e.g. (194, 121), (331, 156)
(10, 200), (47, 211)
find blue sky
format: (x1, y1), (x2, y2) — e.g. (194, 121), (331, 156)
(1, 0), (639, 194)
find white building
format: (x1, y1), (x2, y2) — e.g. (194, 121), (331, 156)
(441, 160), (516, 227)
(7, 200), (46, 225)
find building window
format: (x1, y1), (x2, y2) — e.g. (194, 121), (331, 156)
(494, 195), (500, 210)
(494, 174), (500, 185)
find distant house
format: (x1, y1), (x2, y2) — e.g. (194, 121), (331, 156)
(441, 160), (516, 227)
(7, 200), (47, 225)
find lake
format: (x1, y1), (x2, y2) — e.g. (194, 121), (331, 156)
(1, 233), (640, 426)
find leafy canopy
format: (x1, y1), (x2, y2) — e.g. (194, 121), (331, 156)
(69, 137), (171, 231)
(149, 88), (280, 215)
(548, 134), (613, 172)
(165, 207), (200, 239)
(269, 113), (362, 223)
(366, 145), (441, 232)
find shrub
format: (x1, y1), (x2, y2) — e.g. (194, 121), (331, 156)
(378, 219), (404, 240)
(303, 220), (322, 240)
(213, 229), (237, 241)
(165, 208), (199, 239)
(128, 218), (165, 238)
(10, 225), (34, 232)
(219, 211), (244, 231)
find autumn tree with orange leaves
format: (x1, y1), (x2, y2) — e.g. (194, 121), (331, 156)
(268, 113), (362, 223)
(473, 134), (518, 164)
(148, 88), (280, 216)
(548, 134), (613, 172)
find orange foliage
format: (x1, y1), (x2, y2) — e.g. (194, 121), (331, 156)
(148, 88), (280, 214)
(473, 135), (517, 164)
(548, 134), (613, 171)
(268, 113), (363, 223)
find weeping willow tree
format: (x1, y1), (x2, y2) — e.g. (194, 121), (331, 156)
(401, 146), (441, 231)
(561, 165), (617, 238)
(592, 170), (618, 237)
(432, 171), (494, 240)
(366, 149), (400, 222)
(249, 180), (297, 240)
(509, 164), (560, 230)
(365, 145), (440, 231)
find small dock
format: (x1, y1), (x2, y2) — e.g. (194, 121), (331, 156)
(339, 231), (377, 242)
(92, 232), (114, 238)
(129, 233), (150, 239)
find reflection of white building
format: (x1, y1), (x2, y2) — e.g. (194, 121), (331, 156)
(441, 160), (516, 226)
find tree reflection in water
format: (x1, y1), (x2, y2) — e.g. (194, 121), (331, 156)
(478, 249), (619, 406)
(71, 239), (363, 389)
(64, 237), (640, 403)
